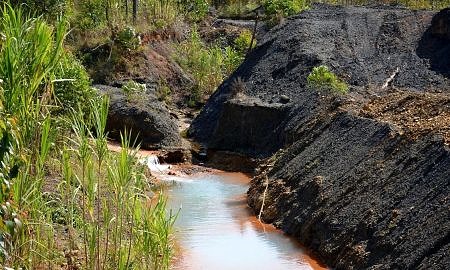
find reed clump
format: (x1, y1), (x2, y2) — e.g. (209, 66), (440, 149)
(0, 4), (177, 269)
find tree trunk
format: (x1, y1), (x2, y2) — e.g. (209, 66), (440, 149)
(105, 0), (109, 23)
(125, 0), (128, 23)
(132, 0), (138, 24)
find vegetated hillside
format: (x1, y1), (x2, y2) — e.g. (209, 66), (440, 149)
(189, 4), (450, 269)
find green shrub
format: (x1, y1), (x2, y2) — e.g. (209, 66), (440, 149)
(262, 0), (308, 17)
(217, 1), (259, 18)
(75, 0), (107, 30)
(177, 0), (209, 21)
(122, 80), (147, 101)
(175, 27), (245, 106)
(307, 65), (349, 94)
(234, 29), (256, 54)
(53, 52), (97, 115)
(115, 26), (141, 50)
(223, 46), (244, 74)
(157, 80), (172, 103)
(20, 0), (68, 21)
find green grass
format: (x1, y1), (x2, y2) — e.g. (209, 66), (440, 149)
(175, 27), (246, 106)
(234, 29), (257, 54)
(307, 65), (349, 94)
(0, 4), (177, 269)
(157, 80), (172, 104)
(217, 0), (260, 18)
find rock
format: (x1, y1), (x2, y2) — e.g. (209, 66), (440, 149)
(95, 85), (182, 149)
(208, 98), (289, 157)
(204, 150), (260, 173)
(80, 38), (194, 105)
(158, 148), (191, 164)
(279, 95), (290, 104)
(419, 7), (450, 78)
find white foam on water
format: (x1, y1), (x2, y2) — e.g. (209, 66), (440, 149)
(142, 155), (171, 172)
(141, 155), (193, 183)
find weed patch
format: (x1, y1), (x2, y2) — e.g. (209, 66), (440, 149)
(307, 65), (349, 94)
(175, 27), (246, 106)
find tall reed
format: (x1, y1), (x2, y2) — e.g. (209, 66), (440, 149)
(0, 3), (67, 268)
(0, 4), (177, 269)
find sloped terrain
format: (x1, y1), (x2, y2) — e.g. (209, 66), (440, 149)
(248, 104), (450, 269)
(189, 4), (450, 153)
(189, 4), (450, 269)
(96, 85), (182, 149)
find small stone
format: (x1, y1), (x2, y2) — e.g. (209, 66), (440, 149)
(279, 95), (290, 104)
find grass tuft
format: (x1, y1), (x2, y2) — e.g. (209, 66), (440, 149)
(307, 65), (349, 94)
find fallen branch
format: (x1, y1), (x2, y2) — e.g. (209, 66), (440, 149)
(258, 175), (269, 221)
(382, 67), (400, 89)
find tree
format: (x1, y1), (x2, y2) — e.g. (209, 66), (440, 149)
(132, 0), (137, 24)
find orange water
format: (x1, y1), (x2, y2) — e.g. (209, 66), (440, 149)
(166, 172), (327, 270)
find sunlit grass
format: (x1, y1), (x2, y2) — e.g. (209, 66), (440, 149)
(0, 4), (177, 269)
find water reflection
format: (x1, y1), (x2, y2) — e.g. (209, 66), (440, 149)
(167, 172), (327, 270)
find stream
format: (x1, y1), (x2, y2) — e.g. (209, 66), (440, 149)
(143, 156), (327, 270)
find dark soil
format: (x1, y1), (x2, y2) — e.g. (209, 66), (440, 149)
(189, 4), (450, 148)
(189, 4), (450, 270)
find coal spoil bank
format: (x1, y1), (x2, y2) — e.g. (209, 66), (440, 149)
(189, 4), (450, 270)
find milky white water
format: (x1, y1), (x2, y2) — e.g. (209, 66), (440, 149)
(142, 155), (326, 270)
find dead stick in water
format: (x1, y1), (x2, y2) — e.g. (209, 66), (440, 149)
(258, 175), (269, 221)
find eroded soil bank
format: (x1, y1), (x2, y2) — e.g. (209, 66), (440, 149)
(189, 4), (450, 270)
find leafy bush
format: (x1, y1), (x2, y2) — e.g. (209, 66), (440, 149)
(20, 0), (68, 21)
(53, 52), (97, 115)
(262, 0), (308, 17)
(175, 27), (244, 106)
(177, 0), (209, 21)
(122, 80), (147, 100)
(115, 26), (141, 50)
(157, 80), (172, 103)
(234, 29), (256, 54)
(307, 65), (349, 94)
(75, 0), (107, 30)
(223, 46), (244, 74)
(217, 0), (259, 18)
